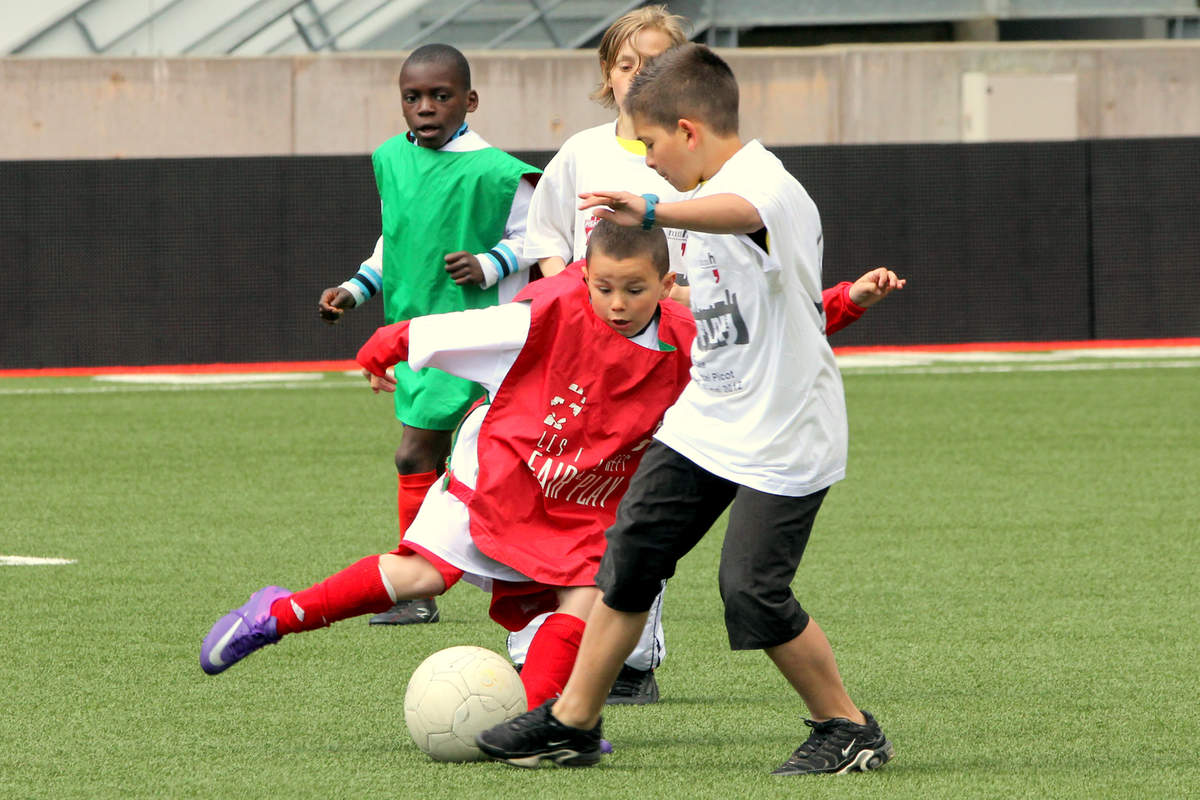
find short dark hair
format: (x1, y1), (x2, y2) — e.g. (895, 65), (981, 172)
(625, 43), (738, 136)
(402, 43), (471, 90)
(585, 220), (670, 277)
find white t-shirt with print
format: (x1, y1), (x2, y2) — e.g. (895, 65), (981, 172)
(524, 121), (687, 274)
(655, 140), (847, 497)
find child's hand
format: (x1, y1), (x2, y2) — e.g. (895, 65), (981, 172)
(444, 252), (485, 286)
(579, 191), (644, 228)
(848, 268), (906, 309)
(362, 367), (397, 394)
(318, 287), (355, 323)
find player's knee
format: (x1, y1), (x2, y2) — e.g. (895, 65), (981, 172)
(378, 552), (445, 598)
(554, 586), (600, 620)
(720, 579), (809, 650)
(394, 429), (451, 475)
(720, 583), (766, 627)
(596, 551), (663, 613)
(719, 563), (775, 623)
(394, 447), (436, 475)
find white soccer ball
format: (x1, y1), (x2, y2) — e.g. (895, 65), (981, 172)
(404, 645), (527, 762)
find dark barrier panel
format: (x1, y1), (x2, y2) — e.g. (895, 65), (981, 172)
(1090, 138), (1200, 339)
(1, 157), (384, 369)
(2, 138), (1197, 370)
(778, 141), (1092, 347)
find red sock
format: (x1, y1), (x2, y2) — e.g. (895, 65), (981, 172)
(397, 471), (438, 546)
(270, 555), (395, 636)
(520, 612), (586, 709)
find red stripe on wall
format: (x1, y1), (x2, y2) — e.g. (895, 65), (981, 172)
(0, 360), (360, 379)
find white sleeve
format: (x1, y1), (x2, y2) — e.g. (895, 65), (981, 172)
(717, 147), (824, 298)
(339, 236), (384, 306)
(475, 176), (538, 288)
(365, 235), (383, 274)
(523, 146), (579, 263)
(406, 302), (532, 395)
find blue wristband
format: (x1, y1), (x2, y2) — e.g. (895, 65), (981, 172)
(641, 194), (659, 230)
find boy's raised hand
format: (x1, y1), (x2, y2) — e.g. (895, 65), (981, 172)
(578, 191), (645, 228)
(444, 252), (485, 286)
(848, 268), (906, 309)
(318, 287), (355, 323)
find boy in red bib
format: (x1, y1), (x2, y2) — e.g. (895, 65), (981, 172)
(201, 222), (691, 709)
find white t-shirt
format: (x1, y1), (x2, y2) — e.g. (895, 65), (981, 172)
(524, 121), (687, 274)
(655, 140), (847, 497)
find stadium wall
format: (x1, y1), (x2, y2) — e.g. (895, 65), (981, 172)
(1, 41), (1199, 159)
(3, 137), (1197, 370)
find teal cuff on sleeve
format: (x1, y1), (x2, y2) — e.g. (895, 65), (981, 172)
(641, 194), (659, 230)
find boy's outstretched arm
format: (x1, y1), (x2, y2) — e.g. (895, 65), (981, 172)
(848, 267), (905, 309)
(357, 303), (532, 395)
(580, 191), (762, 235)
(356, 321), (412, 393)
(823, 268), (905, 336)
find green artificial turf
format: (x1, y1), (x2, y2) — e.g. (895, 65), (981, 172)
(1, 361), (1197, 799)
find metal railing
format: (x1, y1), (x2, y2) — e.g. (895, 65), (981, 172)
(9, 0), (1199, 56)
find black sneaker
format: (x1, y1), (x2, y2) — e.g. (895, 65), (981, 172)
(368, 597), (439, 625)
(476, 699), (604, 768)
(605, 664), (659, 705)
(771, 711), (894, 775)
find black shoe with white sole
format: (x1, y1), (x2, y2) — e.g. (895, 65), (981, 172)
(476, 699), (603, 768)
(771, 711), (894, 775)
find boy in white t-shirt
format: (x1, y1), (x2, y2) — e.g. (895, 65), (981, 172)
(478, 44), (893, 775)
(513, 4), (690, 705)
(514, 5), (904, 703)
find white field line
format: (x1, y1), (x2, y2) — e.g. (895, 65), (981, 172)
(0, 349), (1197, 396)
(836, 346), (1200, 375)
(838, 345), (1200, 369)
(95, 372), (324, 384)
(841, 358), (1200, 376)
(1, 555), (77, 566)
(0, 379), (364, 396)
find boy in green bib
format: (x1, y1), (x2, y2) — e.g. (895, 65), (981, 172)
(317, 44), (541, 625)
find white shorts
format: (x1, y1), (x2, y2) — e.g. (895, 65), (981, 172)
(403, 404), (532, 589)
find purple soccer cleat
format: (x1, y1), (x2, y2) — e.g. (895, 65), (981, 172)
(200, 585), (290, 675)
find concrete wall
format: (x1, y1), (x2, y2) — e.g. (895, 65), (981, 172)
(2, 41), (1198, 159)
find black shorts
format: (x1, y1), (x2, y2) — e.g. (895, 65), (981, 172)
(596, 441), (828, 650)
